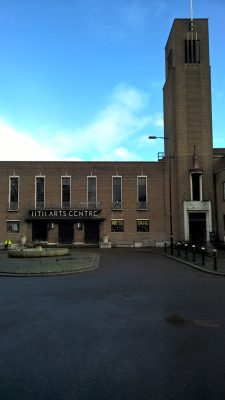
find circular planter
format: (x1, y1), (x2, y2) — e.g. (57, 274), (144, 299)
(8, 248), (69, 258)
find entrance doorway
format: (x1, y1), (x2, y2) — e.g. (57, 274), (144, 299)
(58, 223), (74, 244)
(189, 212), (206, 244)
(32, 221), (48, 242)
(84, 221), (100, 243)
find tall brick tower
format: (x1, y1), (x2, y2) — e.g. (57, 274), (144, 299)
(163, 18), (214, 243)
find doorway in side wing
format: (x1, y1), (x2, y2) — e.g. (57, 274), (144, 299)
(189, 212), (206, 244)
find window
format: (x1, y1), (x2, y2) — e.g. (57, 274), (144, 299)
(7, 220), (20, 233)
(87, 176), (97, 207)
(137, 176), (147, 209)
(36, 177), (45, 208)
(137, 219), (149, 232)
(9, 176), (19, 210)
(167, 49), (173, 75)
(112, 176), (122, 209)
(185, 39), (200, 64)
(61, 177), (71, 208)
(191, 173), (202, 201)
(111, 219), (124, 232)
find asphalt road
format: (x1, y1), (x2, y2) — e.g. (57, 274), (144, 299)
(0, 249), (225, 400)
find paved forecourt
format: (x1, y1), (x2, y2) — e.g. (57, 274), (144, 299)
(0, 249), (225, 400)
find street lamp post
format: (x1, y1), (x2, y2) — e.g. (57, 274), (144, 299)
(148, 135), (174, 255)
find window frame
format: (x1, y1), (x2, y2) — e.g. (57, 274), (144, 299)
(61, 176), (71, 208)
(137, 176), (148, 209)
(136, 219), (149, 232)
(9, 176), (19, 211)
(190, 172), (202, 201)
(35, 176), (45, 209)
(112, 176), (122, 209)
(87, 176), (97, 208)
(7, 220), (20, 233)
(111, 219), (124, 233)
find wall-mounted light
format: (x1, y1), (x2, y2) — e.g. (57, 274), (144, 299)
(48, 222), (54, 230)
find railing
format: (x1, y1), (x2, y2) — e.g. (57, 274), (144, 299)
(28, 202), (102, 210)
(137, 202), (148, 210)
(158, 152), (165, 161)
(112, 201), (123, 210)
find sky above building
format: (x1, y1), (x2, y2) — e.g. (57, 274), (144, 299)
(0, 0), (224, 161)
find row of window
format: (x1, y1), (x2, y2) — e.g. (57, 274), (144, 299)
(8, 176), (148, 210)
(6, 219), (150, 234)
(8, 173), (211, 210)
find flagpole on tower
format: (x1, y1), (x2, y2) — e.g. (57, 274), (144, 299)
(190, 0), (193, 21)
(189, 0), (195, 31)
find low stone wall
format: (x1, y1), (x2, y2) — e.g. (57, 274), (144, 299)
(113, 240), (135, 248)
(8, 248), (69, 258)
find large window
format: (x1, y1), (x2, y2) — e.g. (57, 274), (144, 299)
(7, 220), (20, 233)
(35, 176), (45, 208)
(9, 176), (19, 210)
(87, 176), (97, 207)
(191, 173), (202, 201)
(111, 219), (124, 232)
(61, 176), (71, 208)
(112, 176), (122, 209)
(185, 39), (200, 64)
(137, 176), (147, 209)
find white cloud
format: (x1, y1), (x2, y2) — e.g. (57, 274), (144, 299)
(0, 119), (57, 161)
(54, 83), (162, 160)
(0, 83), (163, 161)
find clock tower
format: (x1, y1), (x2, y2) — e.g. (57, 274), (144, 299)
(163, 19), (214, 243)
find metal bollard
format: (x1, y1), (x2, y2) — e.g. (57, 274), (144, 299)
(201, 247), (205, 266)
(213, 249), (217, 270)
(164, 241), (167, 253)
(170, 235), (174, 255)
(192, 245), (196, 262)
(184, 243), (188, 259)
(177, 242), (181, 257)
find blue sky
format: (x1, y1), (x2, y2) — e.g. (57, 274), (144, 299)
(0, 0), (224, 161)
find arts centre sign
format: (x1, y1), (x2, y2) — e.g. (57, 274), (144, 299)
(29, 209), (100, 218)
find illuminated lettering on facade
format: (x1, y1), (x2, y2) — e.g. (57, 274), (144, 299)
(30, 209), (100, 218)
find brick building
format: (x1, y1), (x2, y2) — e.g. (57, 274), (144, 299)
(0, 18), (225, 248)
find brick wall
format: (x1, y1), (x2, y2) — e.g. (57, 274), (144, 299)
(0, 161), (166, 246)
